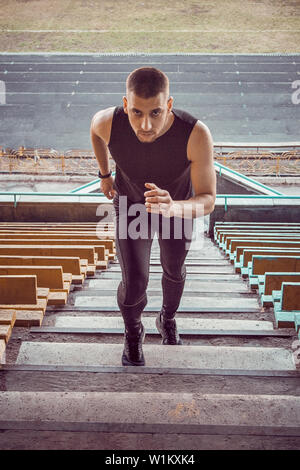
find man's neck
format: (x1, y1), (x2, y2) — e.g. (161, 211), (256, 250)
(156, 111), (175, 139)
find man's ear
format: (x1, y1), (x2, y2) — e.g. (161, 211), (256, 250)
(167, 96), (174, 112)
(123, 96), (128, 114)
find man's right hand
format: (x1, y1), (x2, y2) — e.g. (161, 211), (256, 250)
(100, 175), (117, 200)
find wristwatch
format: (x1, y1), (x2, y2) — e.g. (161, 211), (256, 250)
(98, 169), (112, 179)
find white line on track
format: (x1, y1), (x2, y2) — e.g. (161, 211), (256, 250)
(1, 52), (300, 56)
(0, 71), (296, 76)
(0, 81), (294, 85)
(224, 71), (292, 74)
(0, 82), (294, 85)
(1, 29), (300, 33)
(0, 62), (299, 66)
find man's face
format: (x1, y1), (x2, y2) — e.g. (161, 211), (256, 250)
(123, 91), (173, 143)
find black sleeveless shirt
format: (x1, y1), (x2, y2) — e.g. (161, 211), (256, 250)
(108, 106), (198, 204)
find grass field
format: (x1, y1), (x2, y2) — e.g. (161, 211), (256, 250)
(0, 0), (299, 53)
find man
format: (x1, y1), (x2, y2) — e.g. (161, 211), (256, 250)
(90, 67), (216, 366)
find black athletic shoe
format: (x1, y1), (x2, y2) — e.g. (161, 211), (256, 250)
(156, 312), (183, 345)
(122, 324), (146, 366)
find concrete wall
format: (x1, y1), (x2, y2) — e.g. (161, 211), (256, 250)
(0, 201), (114, 222)
(209, 201), (300, 238)
(216, 173), (262, 195)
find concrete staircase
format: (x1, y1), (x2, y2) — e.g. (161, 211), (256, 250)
(0, 234), (299, 450)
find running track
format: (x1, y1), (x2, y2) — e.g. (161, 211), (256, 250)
(0, 53), (299, 150)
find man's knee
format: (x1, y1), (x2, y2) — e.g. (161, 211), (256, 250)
(161, 260), (186, 282)
(118, 272), (149, 305)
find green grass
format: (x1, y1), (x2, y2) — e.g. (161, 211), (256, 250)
(0, 0), (299, 53)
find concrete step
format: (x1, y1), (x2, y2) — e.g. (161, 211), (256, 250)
(106, 265), (235, 273)
(87, 279), (249, 293)
(54, 315), (274, 331)
(15, 342), (296, 371)
(73, 295), (260, 312)
(97, 272), (241, 281)
(0, 391), (299, 436)
(149, 258), (227, 264)
(150, 261), (228, 266)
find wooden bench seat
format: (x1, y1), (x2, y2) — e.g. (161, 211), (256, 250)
(0, 255), (85, 284)
(0, 274), (37, 304)
(276, 282), (300, 311)
(35, 287), (68, 305)
(214, 222), (300, 239)
(0, 222), (114, 229)
(0, 245), (97, 266)
(0, 224), (114, 234)
(0, 310), (16, 355)
(0, 230), (116, 240)
(0, 268), (72, 307)
(215, 224), (300, 235)
(96, 260), (108, 270)
(235, 248), (300, 274)
(249, 255), (300, 289)
(0, 265), (65, 289)
(218, 231), (300, 248)
(0, 298), (47, 314)
(0, 239), (107, 262)
(274, 282), (300, 328)
(215, 222), (300, 227)
(225, 235), (300, 253)
(229, 240), (300, 263)
(0, 309), (16, 327)
(37, 287), (49, 300)
(47, 291), (68, 306)
(0, 324), (12, 343)
(233, 244), (300, 266)
(0, 267), (71, 296)
(259, 272), (300, 307)
(0, 309), (44, 327)
(62, 273), (72, 292)
(0, 255), (83, 275)
(0, 233), (115, 255)
(0, 291), (46, 326)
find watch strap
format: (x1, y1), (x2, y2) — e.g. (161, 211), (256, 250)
(98, 170), (112, 179)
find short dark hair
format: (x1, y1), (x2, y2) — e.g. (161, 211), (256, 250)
(126, 67), (169, 99)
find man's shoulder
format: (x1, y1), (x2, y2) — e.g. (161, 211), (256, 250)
(90, 106), (116, 143)
(173, 108), (198, 126)
(173, 108), (211, 140)
(187, 119), (213, 161)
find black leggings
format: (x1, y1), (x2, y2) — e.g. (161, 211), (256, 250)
(113, 195), (193, 332)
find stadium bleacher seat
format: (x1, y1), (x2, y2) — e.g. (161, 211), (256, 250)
(215, 222), (300, 334)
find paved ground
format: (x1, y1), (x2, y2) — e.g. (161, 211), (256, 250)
(0, 53), (299, 150)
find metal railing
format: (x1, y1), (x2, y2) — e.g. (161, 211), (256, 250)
(69, 178), (101, 193)
(1, 192), (300, 211)
(1, 143), (300, 176)
(0, 191), (107, 208)
(216, 194), (300, 211)
(214, 161), (283, 195)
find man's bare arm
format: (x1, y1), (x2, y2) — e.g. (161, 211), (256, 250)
(90, 107), (116, 199)
(90, 107), (114, 174)
(185, 120), (216, 215)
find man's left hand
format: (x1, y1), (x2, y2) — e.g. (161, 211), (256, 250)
(144, 182), (176, 217)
